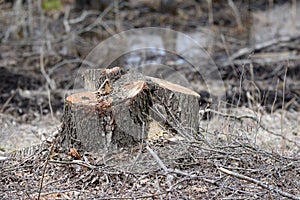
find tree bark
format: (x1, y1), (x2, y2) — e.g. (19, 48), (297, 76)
(59, 67), (200, 152)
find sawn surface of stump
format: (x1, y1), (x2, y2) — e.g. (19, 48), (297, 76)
(59, 67), (200, 152)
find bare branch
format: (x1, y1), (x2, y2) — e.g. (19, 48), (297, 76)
(219, 167), (300, 200)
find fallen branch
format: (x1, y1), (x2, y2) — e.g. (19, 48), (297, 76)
(49, 159), (96, 170)
(221, 55), (300, 67)
(146, 145), (168, 174)
(227, 34), (300, 61)
(218, 167), (300, 200)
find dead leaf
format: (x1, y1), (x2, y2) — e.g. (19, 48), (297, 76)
(68, 148), (81, 159)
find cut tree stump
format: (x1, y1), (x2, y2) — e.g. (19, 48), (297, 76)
(59, 67), (200, 152)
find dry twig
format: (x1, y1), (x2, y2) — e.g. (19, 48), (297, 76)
(226, 34), (300, 62)
(218, 167), (300, 200)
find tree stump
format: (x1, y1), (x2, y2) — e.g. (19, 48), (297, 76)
(59, 67), (200, 152)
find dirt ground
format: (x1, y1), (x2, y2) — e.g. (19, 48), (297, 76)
(0, 0), (299, 199)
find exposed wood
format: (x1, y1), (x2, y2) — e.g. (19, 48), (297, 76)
(59, 68), (200, 152)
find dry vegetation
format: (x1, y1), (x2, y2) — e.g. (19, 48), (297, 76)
(0, 0), (299, 199)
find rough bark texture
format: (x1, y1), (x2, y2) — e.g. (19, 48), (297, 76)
(83, 67), (125, 91)
(59, 67), (200, 152)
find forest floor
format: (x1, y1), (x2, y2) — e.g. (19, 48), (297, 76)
(0, 0), (299, 199)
